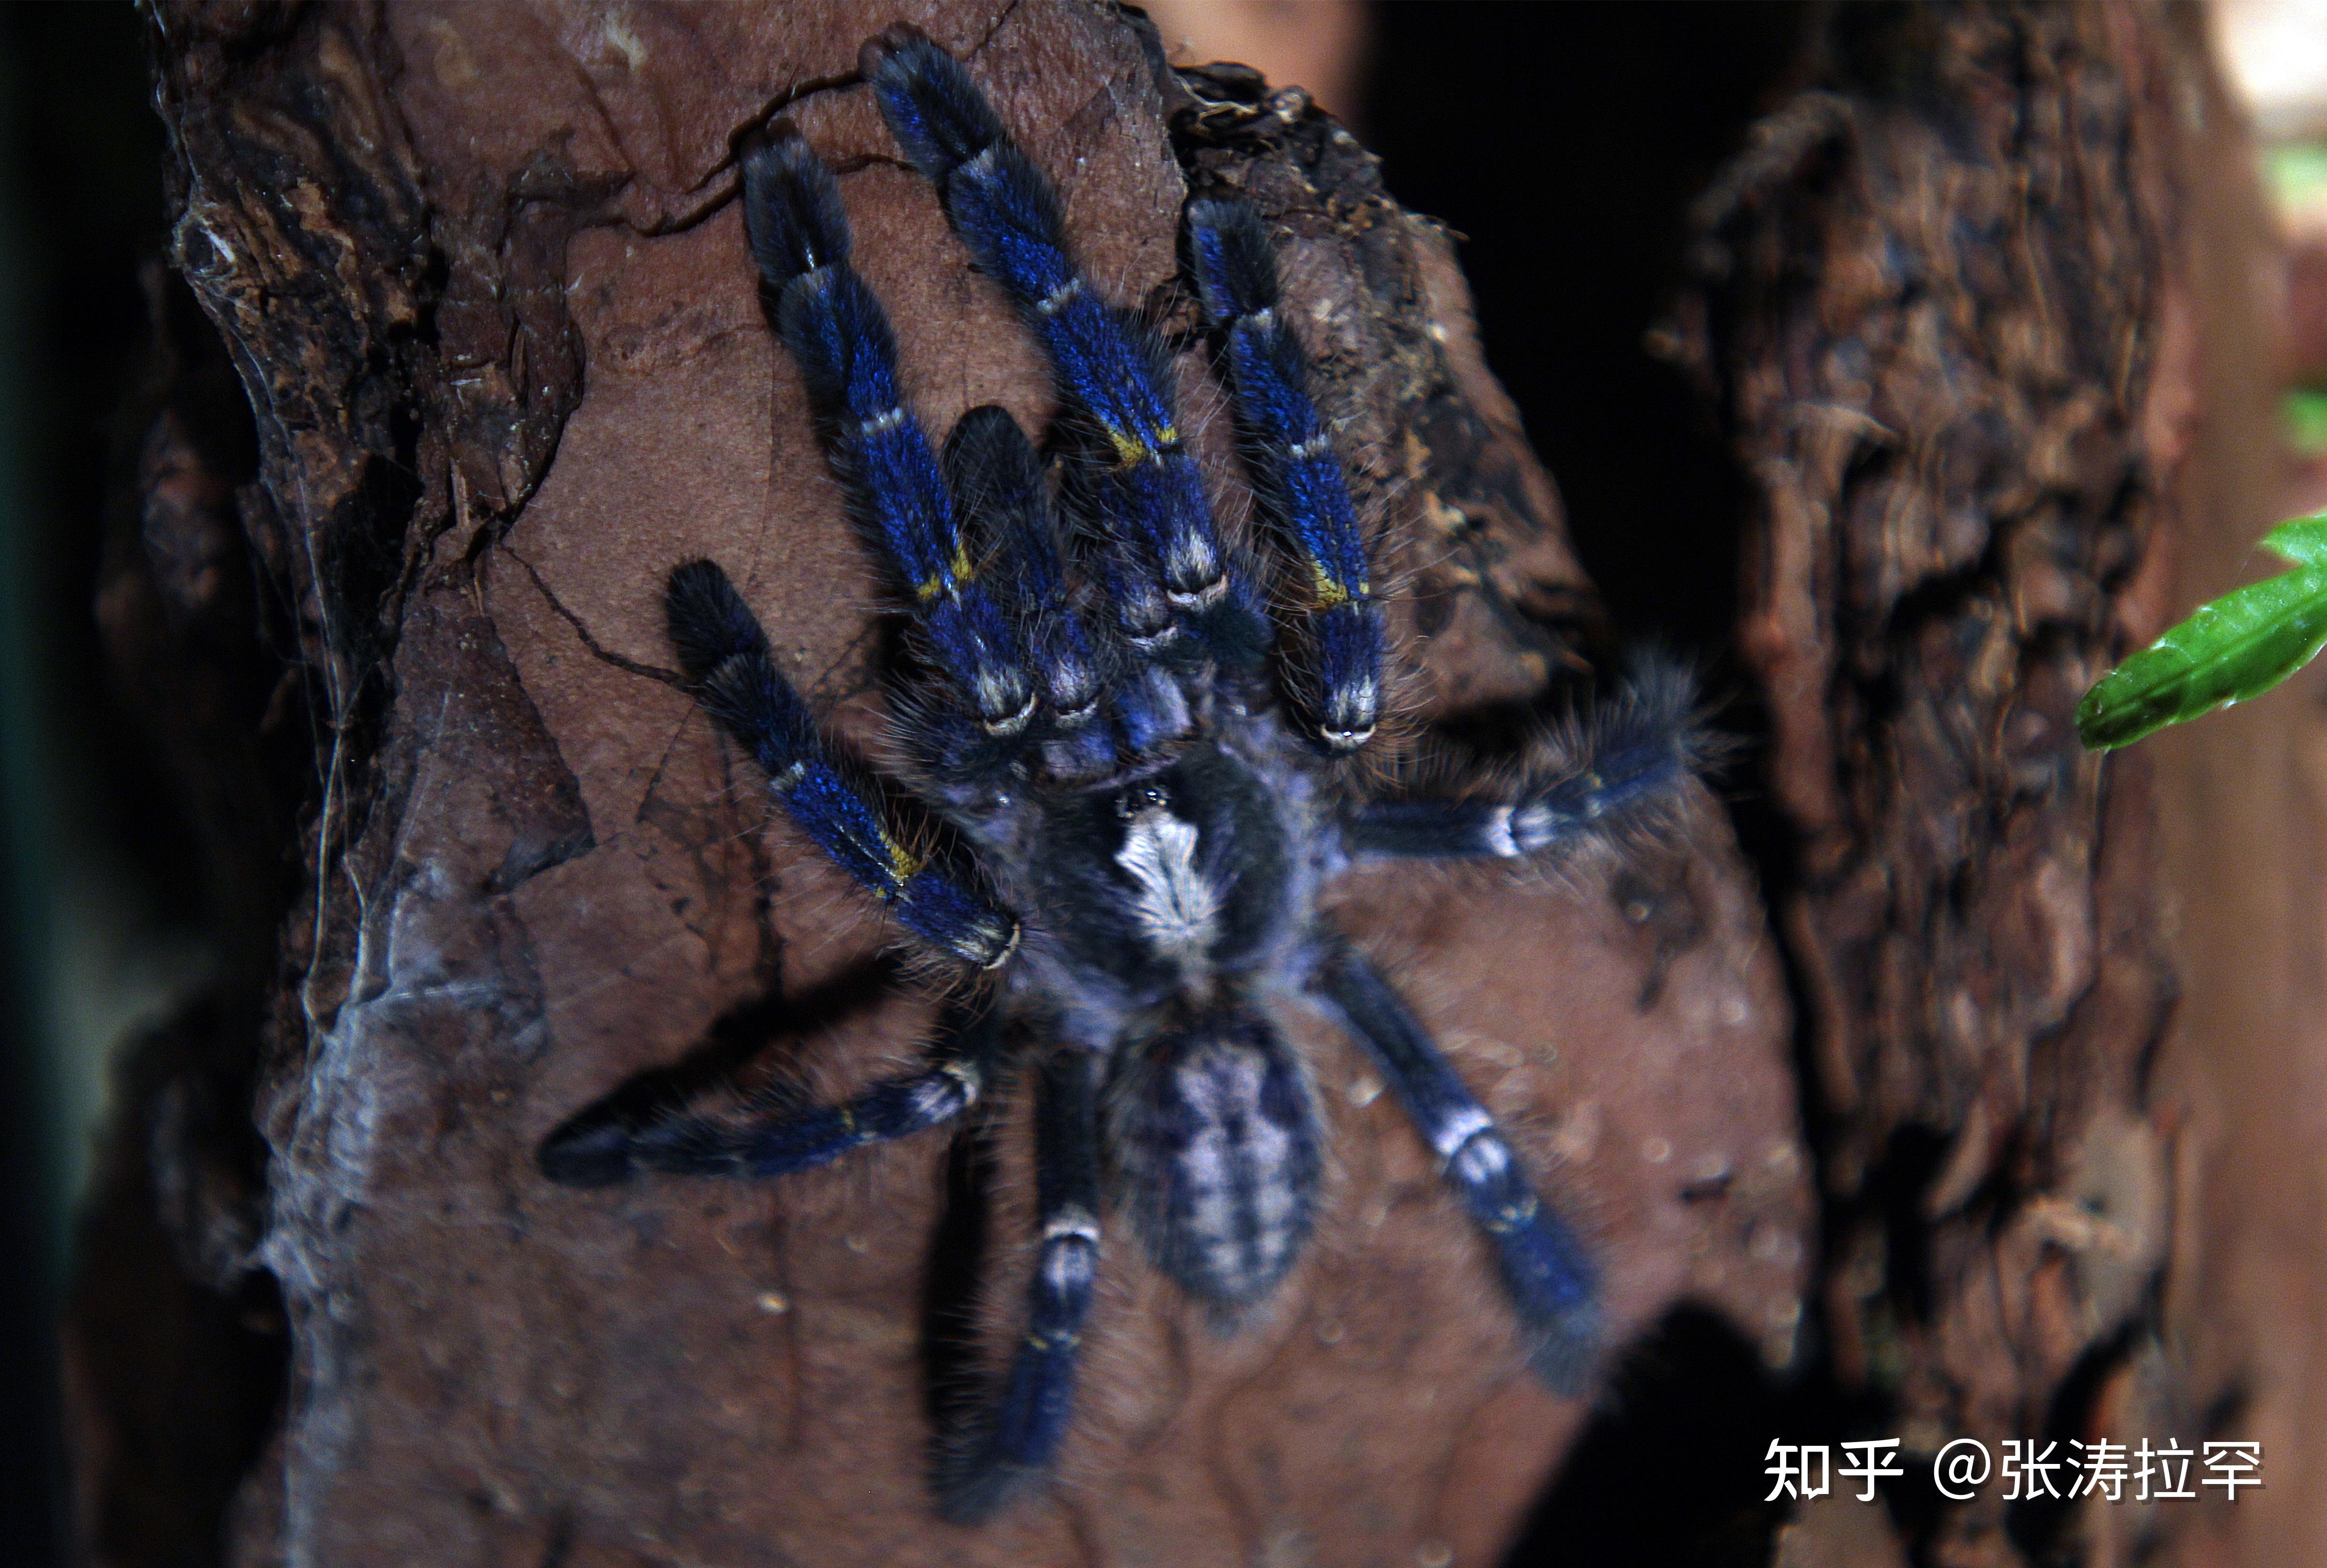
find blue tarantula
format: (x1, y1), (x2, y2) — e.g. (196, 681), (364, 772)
(542, 29), (1699, 1523)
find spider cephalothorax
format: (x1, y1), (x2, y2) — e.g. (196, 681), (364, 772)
(543, 28), (1698, 1523)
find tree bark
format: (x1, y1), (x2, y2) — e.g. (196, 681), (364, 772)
(74, 3), (1811, 1566)
(1669, 5), (2217, 1565)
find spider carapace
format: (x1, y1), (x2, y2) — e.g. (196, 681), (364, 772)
(542, 27), (1699, 1522)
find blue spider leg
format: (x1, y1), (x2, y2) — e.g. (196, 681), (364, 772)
(865, 32), (1269, 672)
(940, 405), (1118, 779)
(1343, 667), (1700, 858)
(1186, 197), (1384, 751)
(1311, 944), (1601, 1390)
(665, 559), (1020, 968)
(541, 994), (1007, 1186)
(741, 138), (1036, 741)
(936, 1045), (1102, 1524)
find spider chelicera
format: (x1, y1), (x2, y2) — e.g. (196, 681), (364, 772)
(542, 27), (1698, 1522)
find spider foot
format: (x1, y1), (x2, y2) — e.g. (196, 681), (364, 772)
(1522, 1295), (1605, 1396)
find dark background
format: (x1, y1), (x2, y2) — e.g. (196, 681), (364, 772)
(0, 5), (1813, 1564)
(1, 5), (179, 1566)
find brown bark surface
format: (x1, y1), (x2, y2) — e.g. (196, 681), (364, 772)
(1669, 5), (2195, 1565)
(75, 3), (1810, 1566)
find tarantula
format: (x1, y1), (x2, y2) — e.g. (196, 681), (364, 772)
(542, 29), (1698, 1522)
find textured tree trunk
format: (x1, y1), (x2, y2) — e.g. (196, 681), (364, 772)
(1670, 5), (2260, 1567)
(69, 2), (2283, 1566)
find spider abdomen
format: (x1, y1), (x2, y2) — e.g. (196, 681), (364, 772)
(1111, 1010), (1320, 1307)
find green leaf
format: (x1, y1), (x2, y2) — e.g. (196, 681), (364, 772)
(2264, 512), (2327, 564)
(2078, 558), (2327, 749)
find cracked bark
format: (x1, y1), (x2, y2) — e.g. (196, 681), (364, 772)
(74, 4), (1808, 1567)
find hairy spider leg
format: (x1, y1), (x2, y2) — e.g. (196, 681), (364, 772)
(1342, 666), (1700, 858)
(1186, 198), (1384, 752)
(1313, 946), (1601, 1389)
(937, 1046), (1104, 1523)
(665, 559), (1021, 968)
(866, 32), (1270, 673)
(539, 994), (1006, 1186)
(940, 406), (1118, 779)
(741, 138), (1038, 742)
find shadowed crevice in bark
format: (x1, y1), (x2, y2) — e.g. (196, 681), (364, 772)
(1506, 1305), (1789, 1568)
